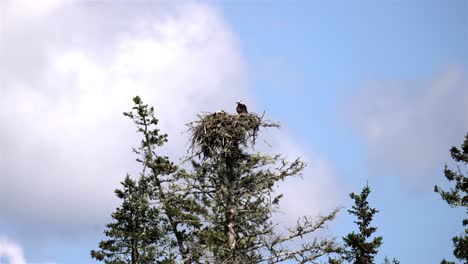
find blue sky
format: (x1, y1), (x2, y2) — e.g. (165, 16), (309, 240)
(222, 0), (467, 185)
(219, 1), (468, 263)
(0, 0), (467, 263)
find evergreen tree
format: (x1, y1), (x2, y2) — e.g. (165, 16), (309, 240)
(185, 111), (341, 263)
(90, 175), (163, 263)
(93, 97), (342, 263)
(342, 185), (382, 264)
(382, 256), (400, 264)
(434, 132), (468, 264)
(92, 96), (202, 263)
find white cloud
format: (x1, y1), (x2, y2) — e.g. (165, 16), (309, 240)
(0, 237), (26, 264)
(348, 66), (468, 186)
(0, 0), (248, 231)
(0, 236), (55, 264)
(0, 0), (340, 243)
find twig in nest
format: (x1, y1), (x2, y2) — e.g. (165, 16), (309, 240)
(187, 112), (278, 159)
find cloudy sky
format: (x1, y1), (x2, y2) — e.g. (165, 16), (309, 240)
(0, 0), (467, 263)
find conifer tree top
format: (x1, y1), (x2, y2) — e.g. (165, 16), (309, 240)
(343, 184), (383, 264)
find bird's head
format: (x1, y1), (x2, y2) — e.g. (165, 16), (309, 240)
(236, 100), (242, 105)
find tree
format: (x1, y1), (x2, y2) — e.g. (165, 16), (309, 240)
(434, 132), (468, 264)
(185, 111), (341, 263)
(92, 96), (202, 263)
(382, 256), (400, 264)
(342, 185), (383, 264)
(90, 175), (163, 264)
(93, 97), (342, 263)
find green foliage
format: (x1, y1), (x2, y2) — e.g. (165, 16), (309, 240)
(93, 97), (341, 263)
(90, 175), (164, 263)
(342, 185), (383, 264)
(123, 96), (204, 262)
(92, 96), (200, 263)
(187, 112), (341, 263)
(383, 256), (400, 264)
(435, 132), (468, 264)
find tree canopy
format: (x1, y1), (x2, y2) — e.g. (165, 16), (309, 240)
(342, 185), (383, 264)
(91, 96), (342, 263)
(435, 132), (468, 264)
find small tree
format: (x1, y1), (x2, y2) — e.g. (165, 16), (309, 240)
(342, 185), (382, 264)
(90, 175), (163, 263)
(92, 97), (202, 263)
(434, 132), (468, 264)
(382, 256), (400, 264)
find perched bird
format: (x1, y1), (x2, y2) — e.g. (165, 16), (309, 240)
(236, 100), (248, 114)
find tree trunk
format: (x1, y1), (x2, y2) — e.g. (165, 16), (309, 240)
(131, 239), (138, 264)
(226, 157), (238, 264)
(228, 192), (237, 255)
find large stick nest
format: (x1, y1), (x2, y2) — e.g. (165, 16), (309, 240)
(188, 111), (278, 159)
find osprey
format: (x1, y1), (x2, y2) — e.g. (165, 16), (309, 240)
(236, 101), (248, 114)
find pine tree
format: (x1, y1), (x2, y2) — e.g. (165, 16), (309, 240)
(93, 97), (342, 263)
(434, 132), (468, 264)
(185, 111), (341, 263)
(92, 96), (202, 263)
(342, 185), (382, 264)
(123, 96), (205, 262)
(90, 175), (164, 263)
(382, 256), (400, 264)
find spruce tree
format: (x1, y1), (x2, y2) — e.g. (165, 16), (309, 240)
(185, 111), (341, 263)
(92, 97), (342, 263)
(123, 96), (204, 262)
(92, 96), (202, 263)
(434, 132), (468, 264)
(382, 256), (400, 264)
(342, 185), (382, 264)
(90, 175), (163, 263)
